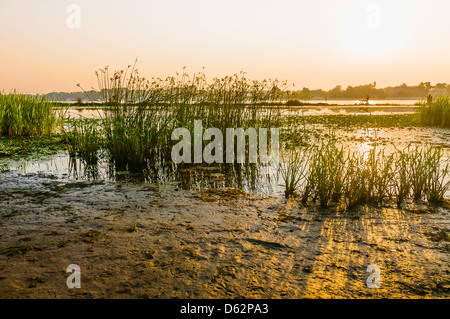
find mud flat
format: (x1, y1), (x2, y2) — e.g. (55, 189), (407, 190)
(0, 170), (449, 299)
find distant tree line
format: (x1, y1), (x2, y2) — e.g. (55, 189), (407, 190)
(289, 82), (450, 100)
(45, 90), (102, 102)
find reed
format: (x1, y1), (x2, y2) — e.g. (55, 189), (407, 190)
(344, 152), (369, 208)
(0, 92), (56, 137)
(366, 147), (395, 204)
(393, 147), (412, 207)
(312, 138), (347, 207)
(79, 62), (286, 170)
(408, 147), (434, 201)
(280, 141), (449, 209)
(425, 147), (450, 203)
(418, 95), (450, 128)
(63, 118), (103, 165)
(278, 141), (309, 198)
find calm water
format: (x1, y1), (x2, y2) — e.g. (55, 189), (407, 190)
(303, 99), (421, 105)
(1, 124), (449, 198)
(2, 104), (449, 198)
(64, 103), (418, 120)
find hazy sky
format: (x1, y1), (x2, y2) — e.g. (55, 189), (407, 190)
(1, 0), (450, 94)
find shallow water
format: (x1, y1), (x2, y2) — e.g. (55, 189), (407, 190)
(62, 104), (418, 120)
(1, 123), (449, 198)
(301, 99), (421, 106)
(279, 106), (415, 117)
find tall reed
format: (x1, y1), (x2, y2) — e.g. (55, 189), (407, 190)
(278, 141), (309, 198)
(0, 93), (56, 137)
(78, 61), (286, 170)
(418, 95), (450, 128)
(63, 118), (103, 165)
(279, 140), (449, 209)
(311, 138), (347, 207)
(393, 147), (412, 207)
(425, 147), (450, 203)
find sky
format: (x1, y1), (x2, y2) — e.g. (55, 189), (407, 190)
(1, 0), (450, 94)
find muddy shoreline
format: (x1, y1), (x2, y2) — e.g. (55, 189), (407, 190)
(1, 170), (449, 298)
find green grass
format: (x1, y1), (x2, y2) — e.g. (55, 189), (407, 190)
(63, 118), (103, 165)
(425, 147), (450, 203)
(77, 63), (286, 170)
(280, 140), (450, 209)
(393, 147), (412, 207)
(278, 140), (309, 198)
(310, 137), (347, 207)
(0, 134), (66, 158)
(418, 95), (450, 128)
(0, 93), (57, 137)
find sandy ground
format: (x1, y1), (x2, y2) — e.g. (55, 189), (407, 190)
(0, 170), (449, 299)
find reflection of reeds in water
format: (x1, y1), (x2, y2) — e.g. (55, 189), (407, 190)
(278, 139), (450, 208)
(171, 162), (275, 193)
(67, 159), (276, 194)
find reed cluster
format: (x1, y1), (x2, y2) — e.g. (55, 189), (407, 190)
(0, 93), (56, 137)
(279, 140), (450, 207)
(418, 95), (450, 128)
(72, 62), (286, 170)
(63, 118), (103, 165)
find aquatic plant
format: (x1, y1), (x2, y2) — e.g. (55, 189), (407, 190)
(365, 147), (395, 204)
(418, 95), (450, 128)
(0, 93), (56, 137)
(393, 147), (412, 207)
(425, 147), (450, 203)
(278, 141), (309, 198)
(311, 137), (347, 207)
(280, 140), (449, 209)
(79, 62), (286, 170)
(408, 146), (436, 201)
(63, 118), (103, 165)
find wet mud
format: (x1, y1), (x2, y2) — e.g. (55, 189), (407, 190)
(1, 170), (449, 299)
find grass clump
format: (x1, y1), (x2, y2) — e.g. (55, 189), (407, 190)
(278, 141), (309, 198)
(303, 140), (395, 208)
(63, 118), (103, 165)
(393, 147), (412, 207)
(425, 147), (450, 203)
(398, 146), (450, 203)
(418, 95), (450, 128)
(279, 140), (450, 209)
(75, 61), (285, 170)
(0, 93), (56, 137)
(310, 137), (347, 207)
